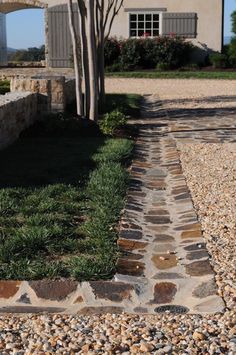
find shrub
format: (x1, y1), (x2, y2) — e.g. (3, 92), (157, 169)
(139, 38), (159, 68)
(106, 37), (194, 71)
(119, 39), (143, 70)
(156, 62), (171, 71)
(153, 36), (193, 69)
(209, 53), (228, 68)
(104, 38), (121, 66)
(99, 110), (127, 135)
(229, 37), (236, 67)
(105, 62), (123, 72)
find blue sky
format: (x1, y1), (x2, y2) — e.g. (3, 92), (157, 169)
(225, 0), (236, 37)
(6, 0), (236, 49)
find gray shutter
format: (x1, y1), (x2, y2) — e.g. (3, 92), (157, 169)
(48, 4), (79, 68)
(0, 14), (7, 65)
(162, 13), (197, 38)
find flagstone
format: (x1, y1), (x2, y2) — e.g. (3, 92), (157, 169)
(185, 260), (214, 276)
(0, 281), (21, 299)
(149, 282), (177, 304)
(152, 254), (178, 270)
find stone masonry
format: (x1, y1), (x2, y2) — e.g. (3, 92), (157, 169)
(0, 91), (38, 149)
(0, 75), (75, 150)
(11, 75), (76, 113)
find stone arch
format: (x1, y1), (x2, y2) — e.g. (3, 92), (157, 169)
(0, 0), (48, 66)
(0, 0), (46, 13)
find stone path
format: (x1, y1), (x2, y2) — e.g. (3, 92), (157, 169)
(0, 95), (227, 314)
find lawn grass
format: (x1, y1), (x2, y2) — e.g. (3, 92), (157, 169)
(0, 94), (139, 280)
(106, 71), (236, 80)
(103, 93), (141, 117)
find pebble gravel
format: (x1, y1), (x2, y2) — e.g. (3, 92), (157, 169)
(0, 311), (235, 354)
(178, 143), (236, 312)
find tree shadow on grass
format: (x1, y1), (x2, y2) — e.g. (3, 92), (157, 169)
(0, 117), (104, 189)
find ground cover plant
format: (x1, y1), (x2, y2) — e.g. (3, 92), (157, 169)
(0, 94), (140, 280)
(0, 80), (10, 95)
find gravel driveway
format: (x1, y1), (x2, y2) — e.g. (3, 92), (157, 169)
(106, 78), (236, 109)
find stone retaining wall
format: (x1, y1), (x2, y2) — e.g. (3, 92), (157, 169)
(0, 75), (76, 150)
(11, 76), (76, 113)
(0, 92), (38, 149)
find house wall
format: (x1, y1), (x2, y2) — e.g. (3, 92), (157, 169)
(0, 0), (223, 68)
(110, 0), (223, 53)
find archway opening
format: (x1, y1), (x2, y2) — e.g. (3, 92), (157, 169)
(6, 8), (45, 67)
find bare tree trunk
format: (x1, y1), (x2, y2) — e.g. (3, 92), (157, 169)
(67, 0), (83, 116)
(87, 0), (98, 121)
(77, 0), (90, 118)
(98, 35), (105, 110)
(96, 0), (124, 112)
(97, 0), (105, 110)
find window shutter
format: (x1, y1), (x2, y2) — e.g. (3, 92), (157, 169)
(162, 13), (197, 38)
(48, 4), (79, 68)
(0, 14), (7, 65)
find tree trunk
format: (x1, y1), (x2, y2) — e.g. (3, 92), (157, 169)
(87, 0), (98, 121)
(67, 0), (83, 116)
(98, 37), (105, 110)
(77, 0), (90, 118)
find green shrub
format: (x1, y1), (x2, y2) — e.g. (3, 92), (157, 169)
(139, 38), (159, 68)
(156, 62), (171, 71)
(99, 110), (127, 135)
(105, 62), (123, 72)
(119, 39), (143, 70)
(107, 37), (194, 71)
(229, 37), (236, 67)
(209, 53), (228, 68)
(104, 38), (121, 66)
(154, 36), (193, 69)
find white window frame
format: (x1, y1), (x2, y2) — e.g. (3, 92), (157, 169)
(128, 11), (163, 38)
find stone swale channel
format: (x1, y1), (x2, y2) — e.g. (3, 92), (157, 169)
(0, 96), (225, 315)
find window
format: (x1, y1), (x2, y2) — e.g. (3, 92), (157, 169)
(129, 13), (160, 37)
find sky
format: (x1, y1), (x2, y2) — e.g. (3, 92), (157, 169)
(5, 0), (236, 49)
(225, 0), (236, 37)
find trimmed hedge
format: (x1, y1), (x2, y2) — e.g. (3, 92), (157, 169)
(105, 36), (194, 71)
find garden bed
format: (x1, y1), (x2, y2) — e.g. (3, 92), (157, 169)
(0, 94), (141, 281)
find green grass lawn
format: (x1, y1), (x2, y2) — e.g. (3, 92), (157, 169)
(106, 71), (236, 80)
(0, 94), (140, 280)
(103, 93), (141, 117)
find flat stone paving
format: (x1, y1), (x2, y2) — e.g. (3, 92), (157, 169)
(0, 95), (230, 315)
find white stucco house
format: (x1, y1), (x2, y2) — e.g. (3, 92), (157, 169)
(0, 0), (225, 67)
